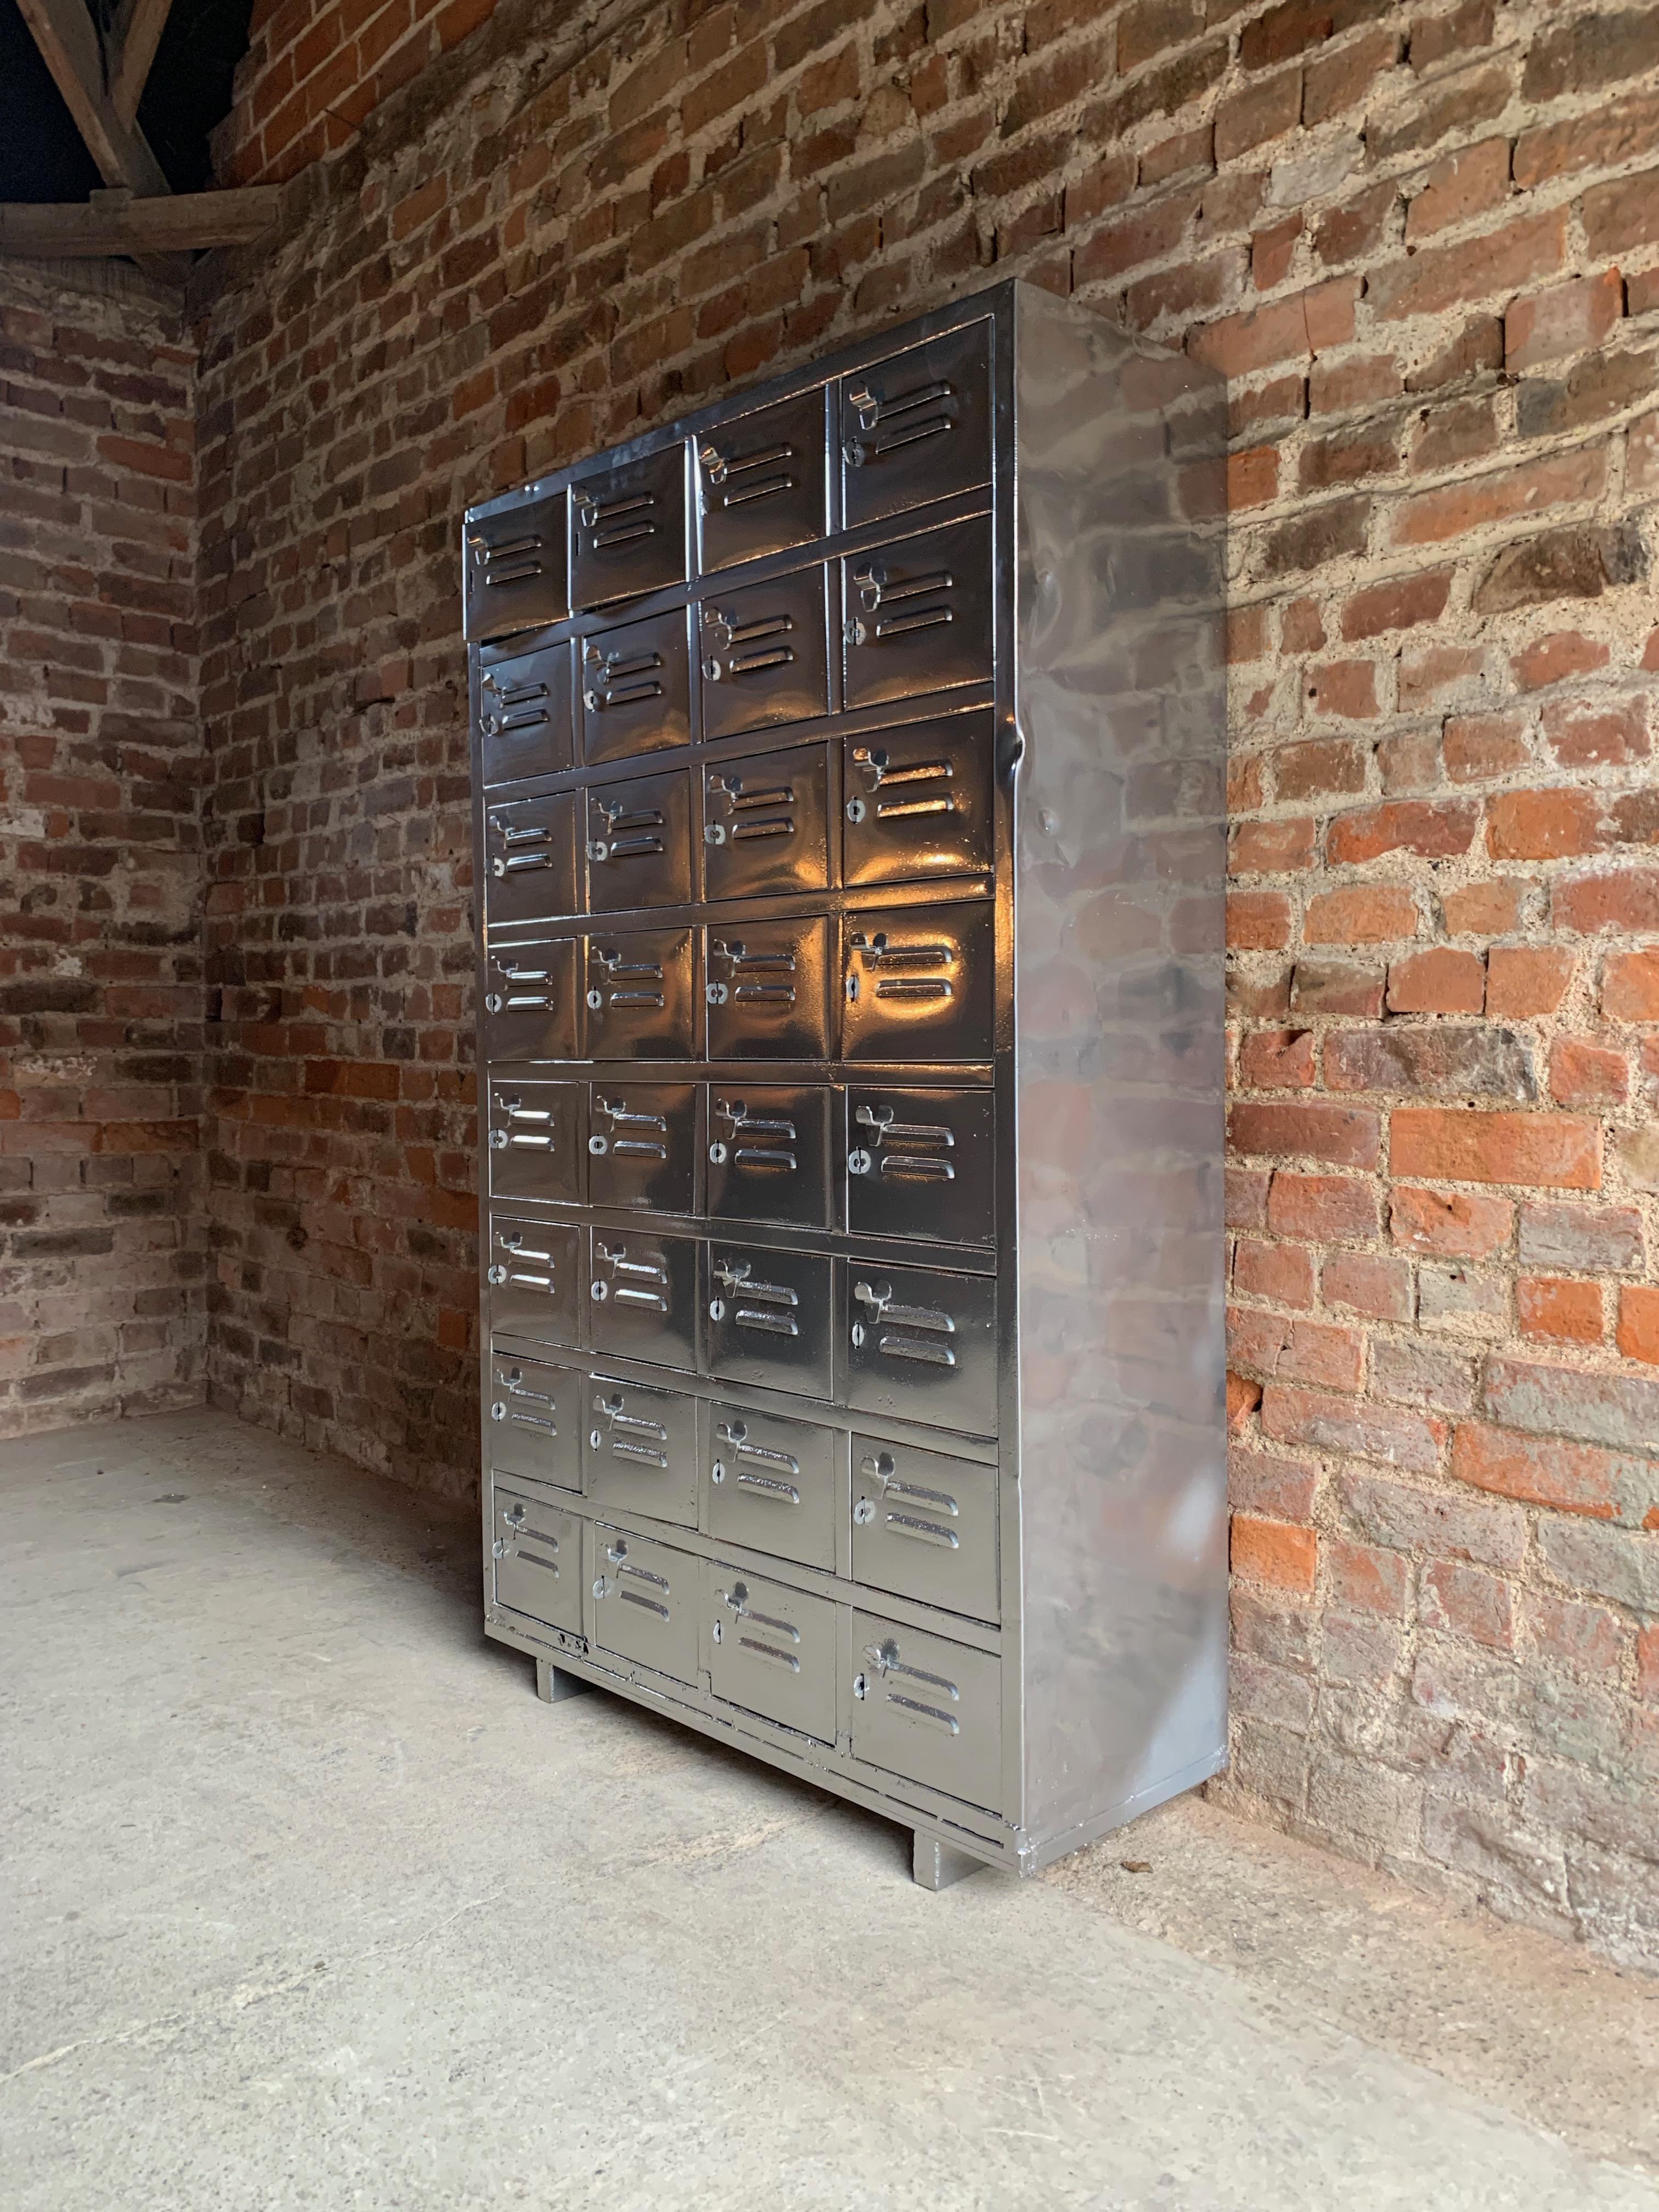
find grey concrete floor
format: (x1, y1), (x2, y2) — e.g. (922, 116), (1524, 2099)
(2, 1410), (1656, 2212)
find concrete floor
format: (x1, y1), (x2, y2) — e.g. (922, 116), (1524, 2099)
(2, 1413), (1656, 2212)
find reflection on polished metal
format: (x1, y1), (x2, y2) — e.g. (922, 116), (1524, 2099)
(464, 280), (1228, 1886)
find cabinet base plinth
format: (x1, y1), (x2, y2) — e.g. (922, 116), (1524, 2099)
(913, 1831), (983, 1892)
(537, 1658), (593, 1705)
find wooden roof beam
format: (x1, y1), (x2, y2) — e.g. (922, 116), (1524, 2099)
(14, 0), (179, 280)
(15, 0), (171, 196)
(109, 0), (177, 127)
(0, 186), (281, 258)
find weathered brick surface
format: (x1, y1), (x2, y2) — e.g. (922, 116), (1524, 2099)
(7, 0), (1638, 1962)
(0, 266), (206, 1432)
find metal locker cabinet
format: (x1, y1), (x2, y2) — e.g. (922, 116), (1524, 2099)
(469, 280), (1228, 1883)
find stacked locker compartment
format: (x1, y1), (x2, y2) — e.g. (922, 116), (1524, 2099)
(465, 280), (1228, 1881)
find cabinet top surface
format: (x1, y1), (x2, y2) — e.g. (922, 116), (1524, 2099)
(464, 282), (1033, 531)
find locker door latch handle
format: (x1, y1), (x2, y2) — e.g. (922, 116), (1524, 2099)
(861, 1640), (960, 1701)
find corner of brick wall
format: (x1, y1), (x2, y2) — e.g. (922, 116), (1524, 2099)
(0, 263), (206, 1431)
(191, 0), (1659, 1961)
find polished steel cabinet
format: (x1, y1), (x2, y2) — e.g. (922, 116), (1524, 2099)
(468, 281), (1227, 1882)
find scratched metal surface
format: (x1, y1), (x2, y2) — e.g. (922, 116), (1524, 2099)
(1011, 284), (1230, 1852)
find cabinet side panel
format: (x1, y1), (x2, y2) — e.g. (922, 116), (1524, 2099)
(1012, 286), (1228, 1851)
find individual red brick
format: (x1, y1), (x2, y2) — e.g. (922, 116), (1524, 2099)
(1323, 1251), (1412, 1321)
(1329, 1535), (1410, 1615)
(1641, 1623), (1659, 1701)
(1391, 446), (1606, 549)
(1228, 1370), (1265, 1431)
(1138, 119), (1214, 185)
(1485, 946), (1574, 1015)
(1391, 1185), (1513, 1258)
(1451, 1421), (1623, 1518)
(1276, 739), (1365, 801)
(1239, 1028), (1317, 1088)
(1548, 1037), (1628, 1107)
(1234, 1238), (1317, 1306)
(1304, 885), (1420, 943)
(1231, 1449), (1318, 1521)
(1279, 1318), (1365, 1392)
(1328, 799), (1478, 865)
(1252, 215), (1302, 291)
(1527, 1590), (1629, 1673)
(1506, 269), (1624, 370)
(1292, 960), (1387, 1015)
(97, 432), (193, 484)
(1228, 603), (1271, 664)
(1281, 596), (1327, 652)
(1404, 138), (1510, 242)
(1619, 1285), (1659, 1365)
(1487, 787), (1605, 861)
(1368, 208), (1566, 320)
(1583, 165), (1659, 259)
(1231, 817), (1318, 873)
(1230, 1100), (1383, 1168)
(1542, 697), (1649, 770)
(1304, 25), (1398, 124)
(1228, 890), (1294, 949)
(1420, 1560), (1514, 1649)
(1518, 1275), (1605, 1344)
(1232, 1513), (1318, 1592)
(1310, 354), (1403, 413)
(1215, 64), (1303, 160)
(1410, 0), (1494, 70)
(1262, 1382), (1446, 1472)
(1386, 948), (1485, 1014)
(1188, 279), (1357, 376)
(1233, 370), (1310, 432)
(1412, 393), (1499, 471)
(1442, 880), (1523, 935)
(1377, 730), (1443, 797)
(1396, 644), (1484, 711)
(1268, 1171), (1381, 1241)
(1229, 755), (1267, 812)
(1391, 1109), (1601, 1190)
(1339, 567), (1452, 641)
(1442, 713), (1526, 783)
(1553, 868), (1659, 935)
(1076, 184), (1205, 284)
(1230, 1308), (1296, 1380)
(1228, 1166), (1273, 1229)
(1304, 659), (1379, 719)
(1602, 951), (1659, 1021)
(1299, 425), (1398, 490)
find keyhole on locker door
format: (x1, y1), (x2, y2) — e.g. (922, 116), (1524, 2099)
(845, 797), (866, 823)
(708, 1141), (727, 1164)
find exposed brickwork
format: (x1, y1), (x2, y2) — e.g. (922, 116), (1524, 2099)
(213, 0), (519, 184)
(0, 266), (205, 1432)
(46, 0), (1641, 1961)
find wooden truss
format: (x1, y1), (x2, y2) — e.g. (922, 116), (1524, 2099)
(8, 0), (277, 278)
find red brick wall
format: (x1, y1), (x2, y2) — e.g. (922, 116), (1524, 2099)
(0, 266), (205, 1432)
(190, 0), (1659, 1958)
(213, 0), (507, 184)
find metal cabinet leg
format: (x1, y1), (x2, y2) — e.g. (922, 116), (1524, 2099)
(913, 1830), (983, 1891)
(536, 1658), (591, 1704)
